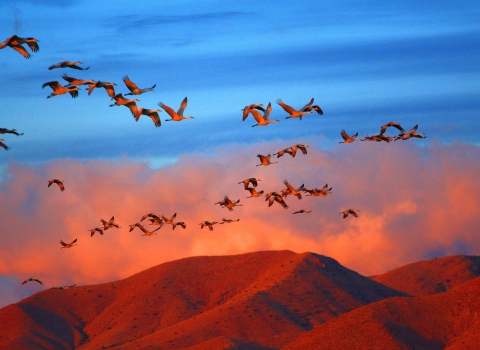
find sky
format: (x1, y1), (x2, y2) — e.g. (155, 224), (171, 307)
(0, 0), (479, 307)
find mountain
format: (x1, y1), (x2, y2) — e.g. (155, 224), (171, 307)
(283, 275), (480, 350)
(372, 255), (480, 296)
(0, 250), (404, 349)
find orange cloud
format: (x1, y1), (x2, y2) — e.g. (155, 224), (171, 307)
(0, 140), (479, 307)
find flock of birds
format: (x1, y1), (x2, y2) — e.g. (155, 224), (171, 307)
(1, 34), (426, 288)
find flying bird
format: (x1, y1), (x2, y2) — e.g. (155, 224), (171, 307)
(110, 93), (139, 107)
(0, 35), (39, 58)
(394, 125), (426, 141)
(172, 222), (186, 230)
(87, 81), (117, 99)
(199, 221), (219, 231)
(100, 216), (120, 230)
(273, 148), (294, 158)
(42, 81), (79, 99)
(238, 178), (261, 190)
(293, 209), (312, 214)
(122, 76), (156, 95)
(340, 209), (360, 218)
(22, 277), (43, 285)
(265, 192), (289, 209)
(161, 213), (177, 225)
(140, 213), (163, 225)
(292, 144), (309, 156)
(249, 103), (279, 127)
(220, 218), (240, 224)
(48, 179), (65, 191)
(222, 196), (242, 211)
(379, 122), (405, 136)
(304, 184), (332, 197)
(0, 128), (23, 136)
(88, 227), (104, 237)
(138, 108), (161, 127)
(242, 103), (265, 121)
(60, 239), (78, 248)
(300, 97), (324, 115)
(245, 187), (265, 198)
(283, 180), (304, 199)
(61, 74), (94, 86)
(159, 97), (194, 122)
(129, 222), (161, 236)
(339, 130), (359, 144)
(277, 99), (312, 120)
(48, 61), (89, 70)
(256, 154), (278, 166)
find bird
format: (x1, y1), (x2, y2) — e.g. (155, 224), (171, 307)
(161, 213), (177, 225)
(265, 192), (289, 209)
(339, 130), (359, 144)
(245, 187), (265, 198)
(238, 178), (261, 190)
(292, 144), (309, 156)
(283, 180), (304, 199)
(42, 81), (79, 99)
(48, 61), (89, 70)
(60, 239), (78, 248)
(199, 221), (219, 231)
(48, 179), (65, 191)
(0, 128), (23, 136)
(87, 81), (116, 99)
(22, 277), (43, 285)
(61, 74), (94, 87)
(122, 76), (156, 95)
(100, 216), (120, 230)
(293, 209), (311, 214)
(129, 222), (161, 236)
(379, 122), (404, 136)
(172, 222), (186, 230)
(256, 154), (278, 166)
(340, 209), (360, 218)
(300, 97), (324, 115)
(249, 103), (279, 127)
(222, 196), (242, 211)
(159, 97), (194, 122)
(394, 125), (425, 141)
(242, 103), (266, 121)
(304, 184), (332, 197)
(140, 213), (163, 225)
(0, 139), (10, 151)
(277, 99), (312, 120)
(220, 218), (240, 224)
(109, 93), (139, 107)
(88, 227), (104, 237)
(51, 284), (76, 290)
(411, 132), (427, 139)
(138, 108), (161, 127)
(0, 35), (39, 58)
(273, 148), (294, 158)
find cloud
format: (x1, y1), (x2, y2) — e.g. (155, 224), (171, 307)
(0, 140), (479, 307)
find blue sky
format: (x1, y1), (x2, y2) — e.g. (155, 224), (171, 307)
(0, 0), (479, 167)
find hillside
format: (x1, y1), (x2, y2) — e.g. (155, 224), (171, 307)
(0, 250), (404, 349)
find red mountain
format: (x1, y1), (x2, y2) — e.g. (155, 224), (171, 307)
(283, 275), (480, 350)
(0, 250), (404, 349)
(372, 255), (480, 296)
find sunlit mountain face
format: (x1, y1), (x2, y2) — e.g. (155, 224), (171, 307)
(0, 0), (479, 314)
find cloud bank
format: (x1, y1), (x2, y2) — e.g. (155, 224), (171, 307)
(0, 140), (479, 307)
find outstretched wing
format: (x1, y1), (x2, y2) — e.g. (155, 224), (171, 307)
(123, 76), (139, 92)
(177, 97), (188, 116)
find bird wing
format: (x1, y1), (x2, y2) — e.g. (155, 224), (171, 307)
(249, 109), (264, 123)
(250, 178), (258, 187)
(123, 76), (138, 92)
(26, 40), (39, 52)
(62, 74), (75, 83)
(87, 82), (97, 95)
(11, 44), (30, 58)
(70, 238), (77, 244)
(283, 180), (295, 192)
(263, 102), (272, 120)
(349, 210), (358, 217)
(177, 97), (188, 116)
(104, 85), (116, 99)
(60, 240), (68, 246)
(276, 99), (296, 114)
(149, 111), (161, 127)
(300, 97), (314, 111)
(158, 103), (177, 118)
(126, 102), (140, 120)
(42, 81), (61, 90)
(340, 130), (349, 141)
(242, 107), (251, 121)
(69, 89), (79, 98)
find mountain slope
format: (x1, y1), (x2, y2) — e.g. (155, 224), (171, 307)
(0, 250), (404, 349)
